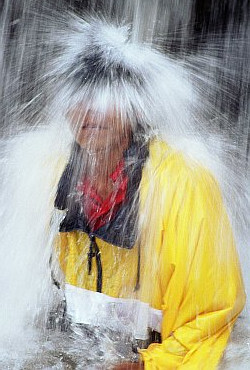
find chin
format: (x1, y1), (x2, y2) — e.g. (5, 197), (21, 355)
(78, 141), (106, 152)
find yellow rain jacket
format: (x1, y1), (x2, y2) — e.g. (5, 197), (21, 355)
(55, 140), (245, 369)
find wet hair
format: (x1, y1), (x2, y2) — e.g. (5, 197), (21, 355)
(71, 48), (144, 89)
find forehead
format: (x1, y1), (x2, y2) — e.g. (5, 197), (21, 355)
(68, 101), (125, 121)
(69, 85), (133, 114)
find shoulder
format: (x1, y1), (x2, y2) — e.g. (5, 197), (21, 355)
(147, 138), (223, 207)
(148, 139), (216, 182)
(2, 124), (72, 201)
(7, 125), (70, 163)
(5, 124), (71, 173)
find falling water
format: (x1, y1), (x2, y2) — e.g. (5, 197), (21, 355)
(0, 1), (249, 369)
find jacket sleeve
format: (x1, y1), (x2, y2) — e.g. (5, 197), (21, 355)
(140, 167), (246, 369)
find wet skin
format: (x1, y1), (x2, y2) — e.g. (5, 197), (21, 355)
(113, 362), (144, 369)
(67, 105), (131, 153)
(67, 104), (131, 200)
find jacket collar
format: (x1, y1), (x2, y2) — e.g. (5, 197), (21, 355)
(55, 137), (149, 249)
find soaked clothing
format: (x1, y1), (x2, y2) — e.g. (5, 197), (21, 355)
(55, 139), (246, 369)
(55, 139), (147, 248)
(76, 159), (128, 231)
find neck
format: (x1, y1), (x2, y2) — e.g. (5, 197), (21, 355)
(83, 139), (129, 182)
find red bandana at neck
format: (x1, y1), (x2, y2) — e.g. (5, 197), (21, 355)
(76, 160), (128, 231)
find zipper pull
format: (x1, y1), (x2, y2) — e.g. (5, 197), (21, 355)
(88, 234), (96, 275)
(87, 233), (103, 293)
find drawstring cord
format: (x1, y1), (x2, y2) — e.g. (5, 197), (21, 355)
(51, 231), (137, 295)
(88, 234), (103, 293)
(88, 234), (140, 294)
(134, 243), (141, 291)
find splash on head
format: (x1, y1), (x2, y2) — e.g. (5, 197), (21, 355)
(50, 15), (198, 140)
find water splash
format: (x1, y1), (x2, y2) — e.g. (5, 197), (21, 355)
(0, 1), (249, 368)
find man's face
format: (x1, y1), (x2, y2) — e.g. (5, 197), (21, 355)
(67, 104), (131, 152)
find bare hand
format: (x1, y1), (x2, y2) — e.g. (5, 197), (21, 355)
(112, 362), (144, 370)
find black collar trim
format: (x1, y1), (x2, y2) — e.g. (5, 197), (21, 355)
(55, 138), (149, 249)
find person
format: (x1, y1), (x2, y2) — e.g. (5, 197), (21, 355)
(47, 18), (246, 369)
(2, 17), (245, 369)
(53, 101), (245, 369)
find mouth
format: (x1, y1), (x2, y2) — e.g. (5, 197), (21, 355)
(81, 125), (109, 130)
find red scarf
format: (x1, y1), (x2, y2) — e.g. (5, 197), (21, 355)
(77, 160), (128, 231)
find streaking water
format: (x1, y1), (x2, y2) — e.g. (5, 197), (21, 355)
(0, 1), (249, 368)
